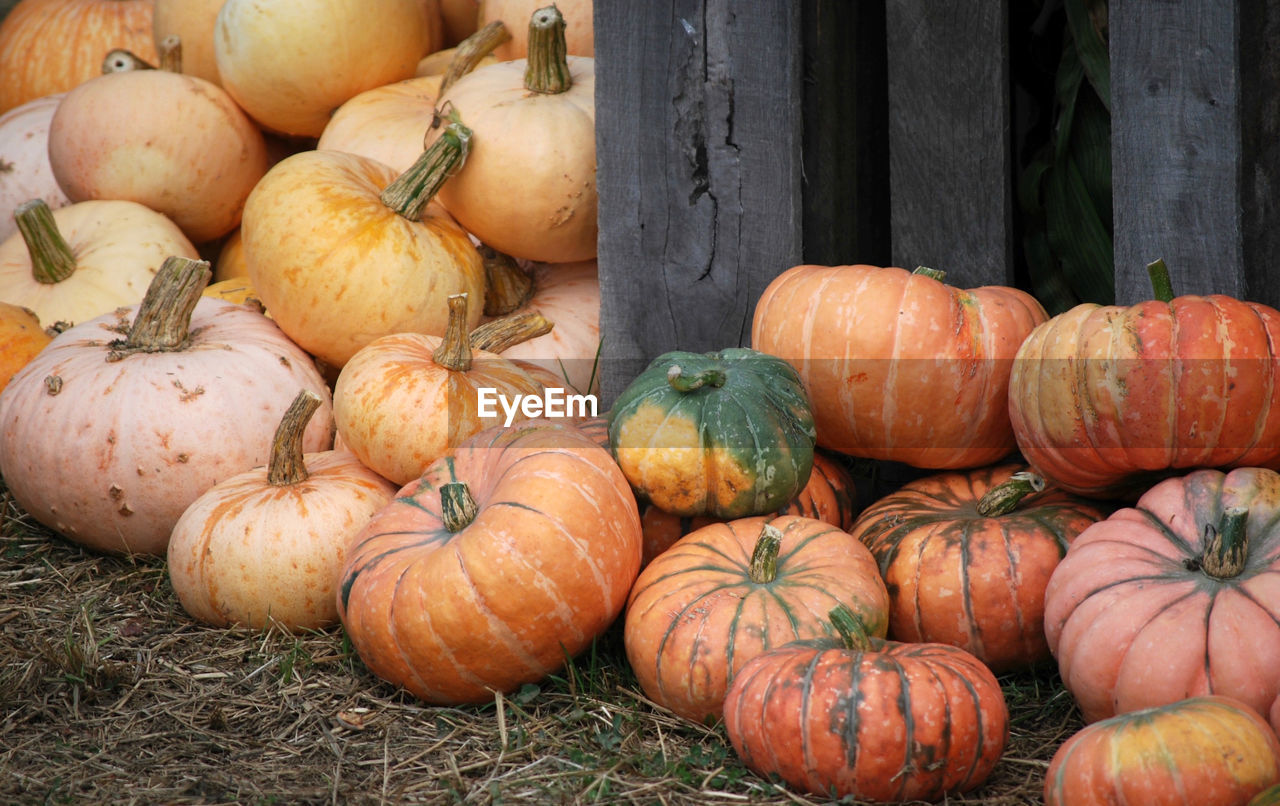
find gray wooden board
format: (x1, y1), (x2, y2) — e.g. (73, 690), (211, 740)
(595, 0), (805, 406)
(886, 0), (1013, 288)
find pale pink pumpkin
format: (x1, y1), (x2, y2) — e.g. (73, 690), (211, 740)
(0, 92), (70, 242)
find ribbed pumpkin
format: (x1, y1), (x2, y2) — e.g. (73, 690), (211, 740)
(1045, 467), (1280, 734)
(848, 464), (1106, 672)
(1044, 696), (1280, 806)
(0, 92), (70, 242)
(723, 604), (1009, 803)
(167, 390), (397, 632)
(0, 301), (51, 393)
(0, 0), (157, 114)
(624, 515), (889, 725)
(638, 451), (858, 567)
(337, 418), (641, 704)
(608, 348), (816, 519)
(1009, 260), (1280, 498)
(751, 264), (1048, 469)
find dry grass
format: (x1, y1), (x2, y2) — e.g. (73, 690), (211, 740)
(1, 477), (1083, 805)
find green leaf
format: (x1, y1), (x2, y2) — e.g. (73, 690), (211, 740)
(1064, 0), (1111, 111)
(1044, 152), (1114, 305)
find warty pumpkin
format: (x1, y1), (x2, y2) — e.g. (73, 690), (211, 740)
(337, 418), (641, 704)
(751, 264), (1048, 469)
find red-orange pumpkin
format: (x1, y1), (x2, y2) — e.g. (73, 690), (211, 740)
(751, 264), (1047, 469)
(848, 464), (1106, 672)
(337, 418), (641, 704)
(724, 604), (1009, 803)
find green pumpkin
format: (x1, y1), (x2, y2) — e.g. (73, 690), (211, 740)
(608, 348), (816, 519)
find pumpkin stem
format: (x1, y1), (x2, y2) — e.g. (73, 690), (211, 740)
(524, 5), (571, 94)
(479, 245), (536, 316)
(13, 199), (77, 285)
(1146, 259), (1176, 303)
(433, 293), (474, 371)
(747, 524), (783, 584)
(110, 256), (212, 359)
(441, 482), (479, 532)
(912, 266), (947, 282)
(380, 121), (472, 220)
(975, 471), (1047, 518)
(666, 364), (727, 393)
(470, 312), (554, 354)
(1201, 506), (1249, 579)
(102, 48), (154, 73)
(157, 34), (182, 73)
(267, 390), (323, 486)
(828, 604), (873, 652)
(436, 20), (511, 104)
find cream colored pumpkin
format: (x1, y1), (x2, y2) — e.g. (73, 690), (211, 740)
(0, 92), (70, 242)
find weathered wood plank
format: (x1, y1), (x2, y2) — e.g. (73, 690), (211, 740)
(594, 1), (804, 405)
(1112, 0), (1279, 307)
(885, 0), (1013, 287)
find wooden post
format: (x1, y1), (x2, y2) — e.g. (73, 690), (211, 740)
(885, 0), (1014, 288)
(1111, 0), (1280, 307)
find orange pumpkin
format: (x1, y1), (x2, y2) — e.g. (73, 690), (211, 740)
(337, 418), (641, 704)
(151, 0), (224, 86)
(478, 0), (592, 60)
(751, 264), (1048, 469)
(0, 301), (52, 393)
(0, 0), (157, 114)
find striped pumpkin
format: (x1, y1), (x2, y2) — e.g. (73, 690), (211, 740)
(1045, 467), (1280, 734)
(849, 464), (1106, 672)
(623, 515), (889, 724)
(336, 418), (641, 704)
(1045, 696), (1280, 806)
(724, 604), (1009, 803)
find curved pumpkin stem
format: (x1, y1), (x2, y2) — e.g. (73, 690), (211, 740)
(1201, 506), (1249, 579)
(1146, 259), (1176, 303)
(524, 5), (571, 94)
(975, 471), (1046, 518)
(267, 390), (322, 486)
(747, 524), (783, 584)
(380, 121), (472, 220)
(14, 199), (77, 285)
(479, 245), (535, 316)
(666, 364), (727, 393)
(436, 20), (511, 104)
(828, 604), (873, 652)
(912, 266), (947, 283)
(441, 482), (479, 532)
(433, 293), (474, 371)
(470, 311), (554, 354)
(110, 256), (212, 358)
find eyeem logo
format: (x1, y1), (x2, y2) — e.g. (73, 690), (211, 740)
(477, 387), (599, 427)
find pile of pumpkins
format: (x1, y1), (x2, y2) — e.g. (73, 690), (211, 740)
(2, 2), (1280, 805)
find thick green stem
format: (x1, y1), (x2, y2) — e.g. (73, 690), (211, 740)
(470, 311), (553, 354)
(441, 482), (478, 532)
(14, 199), (77, 284)
(912, 266), (947, 283)
(436, 20), (511, 103)
(1202, 506), (1249, 579)
(976, 471), (1046, 518)
(379, 122), (472, 220)
(108, 256), (211, 359)
(666, 364), (727, 393)
(479, 245), (535, 316)
(1146, 259), (1176, 303)
(267, 390), (322, 486)
(829, 604), (872, 652)
(433, 293), (474, 371)
(523, 6), (571, 94)
(747, 524), (783, 584)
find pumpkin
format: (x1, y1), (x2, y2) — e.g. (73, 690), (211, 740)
(213, 228), (246, 283)
(213, 0), (434, 138)
(624, 516), (890, 724)
(0, 197), (198, 326)
(477, 248), (601, 394)
(332, 293), (547, 486)
(0, 92), (70, 242)
(1009, 260), (1280, 498)
(848, 464), (1106, 672)
(240, 123), (486, 369)
(167, 390), (397, 632)
(47, 56), (270, 243)
(1044, 466), (1280, 734)
(319, 22), (509, 174)
(478, 0), (592, 60)
(723, 604), (1009, 803)
(337, 417), (641, 704)
(0, 0), (157, 114)
(431, 5), (597, 263)
(1044, 696), (1280, 806)
(608, 347), (816, 519)
(439, 0), (479, 46)
(751, 264), (1048, 469)
(1253, 785), (1280, 806)
(202, 276), (265, 313)
(0, 257), (334, 556)
(638, 450), (858, 567)
(0, 301), (52, 393)
(151, 0), (224, 86)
